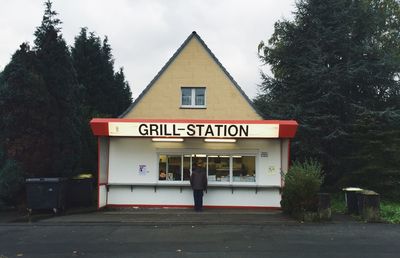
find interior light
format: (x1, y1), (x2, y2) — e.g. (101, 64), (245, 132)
(152, 138), (184, 142)
(204, 138), (237, 143)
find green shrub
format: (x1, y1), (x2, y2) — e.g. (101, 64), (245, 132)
(281, 159), (323, 215)
(0, 159), (25, 207)
(381, 201), (400, 224)
(330, 192), (346, 214)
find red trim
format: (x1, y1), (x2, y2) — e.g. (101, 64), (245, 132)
(106, 137), (110, 185)
(287, 139), (291, 170)
(97, 138), (101, 209)
(106, 204), (281, 210)
(280, 140), (284, 189)
(90, 118), (298, 138)
(91, 118), (296, 124)
(279, 122), (298, 138)
(91, 119), (109, 136)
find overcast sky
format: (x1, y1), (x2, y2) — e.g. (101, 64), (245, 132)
(0, 0), (295, 99)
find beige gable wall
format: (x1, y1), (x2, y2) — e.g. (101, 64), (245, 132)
(123, 37), (262, 120)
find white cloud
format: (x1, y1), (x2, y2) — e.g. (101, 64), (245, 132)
(0, 0), (295, 99)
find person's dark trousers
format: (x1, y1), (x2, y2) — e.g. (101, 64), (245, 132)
(193, 190), (203, 211)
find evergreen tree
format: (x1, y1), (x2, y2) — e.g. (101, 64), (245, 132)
(346, 109), (400, 199)
(113, 67), (133, 114)
(72, 29), (132, 117)
(71, 28), (132, 172)
(0, 43), (52, 177)
(255, 0), (400, 188)
(31, 0), (82, 177)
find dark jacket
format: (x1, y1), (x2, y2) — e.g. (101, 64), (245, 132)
(190, 167), (207, 190)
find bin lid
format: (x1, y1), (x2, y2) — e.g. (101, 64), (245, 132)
(26, 178), (67, 182)
(342, 187), (363, 191)
(361, 190), (379, 195)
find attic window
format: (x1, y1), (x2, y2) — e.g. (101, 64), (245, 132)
(181, 87), (206, 108)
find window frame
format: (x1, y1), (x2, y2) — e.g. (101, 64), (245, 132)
(180, 87), (206, 108)
(157, 152), (257, 184)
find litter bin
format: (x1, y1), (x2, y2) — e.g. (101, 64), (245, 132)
(26, 178), (67, 214)
(67, 174), (94, 207)
(342, 187), (363, 214)
(358, 190), (380, 222)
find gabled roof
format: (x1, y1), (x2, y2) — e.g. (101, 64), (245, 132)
(119, 31), (263, 118)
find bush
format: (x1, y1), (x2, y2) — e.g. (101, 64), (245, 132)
(281, 159), (323, 215)
(0, 159), (25, 207)
(381, 201), (400, 224)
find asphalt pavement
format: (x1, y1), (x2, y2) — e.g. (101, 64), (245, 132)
(0, 208), (399, 257)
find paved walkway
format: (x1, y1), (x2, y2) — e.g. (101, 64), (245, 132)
(2, 207), (362, 226)
(38, 208), (297, 225)
(0, 207), (305, 225)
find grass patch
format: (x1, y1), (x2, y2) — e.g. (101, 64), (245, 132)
(380, 201), (400, 224)
(330, 193), (346, 214)
(330, 193), (400, 223)
(327, 192), (400, 223)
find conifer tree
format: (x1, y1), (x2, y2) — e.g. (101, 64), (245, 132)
(255, 0), (400, 187)
(113, 67), (133, 115)
(346, 109), (400, 199)
(71, 28), (132, 171)
(32, 0), (82, 177)
(72, 29), (132, 117)
(0, 43), (50, 177)
(32, 1), (82, 177)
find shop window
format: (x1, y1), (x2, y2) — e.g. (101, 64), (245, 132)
(159, 155), (182, 181)
(207, 155), (230, 182)
(181, 87), (206, 108)
(159, 154), (256, 183)
(159, 155), (167, 180)
(183, 155), (191, 181)
(232, 156), (256, 182)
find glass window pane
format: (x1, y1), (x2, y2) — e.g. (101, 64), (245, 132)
(232, 156), (256, 182)
(183, 156), (191, 181)
(195, 88), (205, 106)
(167, 155), (182, 181)
(159, 155), (167, 180)
(208, 155), (230, 182)
(181, 88), (192, 105)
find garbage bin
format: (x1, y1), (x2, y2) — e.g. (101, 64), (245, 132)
(26, 178), (67, 214)
(342, 187), (363, 214)
(359, 190), (380, 222)
(67, 174), (94, 207)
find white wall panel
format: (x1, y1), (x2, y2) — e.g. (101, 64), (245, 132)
(99, 137), (109, 184)
(99, 185), (107, 208)
(108, 138), (158, 184)
(281, 139), (290, 175)
(107, 186), (281, 207)
(106, 137), (283, 207)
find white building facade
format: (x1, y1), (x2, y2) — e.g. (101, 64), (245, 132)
(91, 32), (298, 209)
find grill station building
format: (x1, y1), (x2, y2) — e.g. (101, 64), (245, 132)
(91, 32), (298, 209)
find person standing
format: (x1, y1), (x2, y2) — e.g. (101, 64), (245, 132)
(190, 159), (208, 211)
